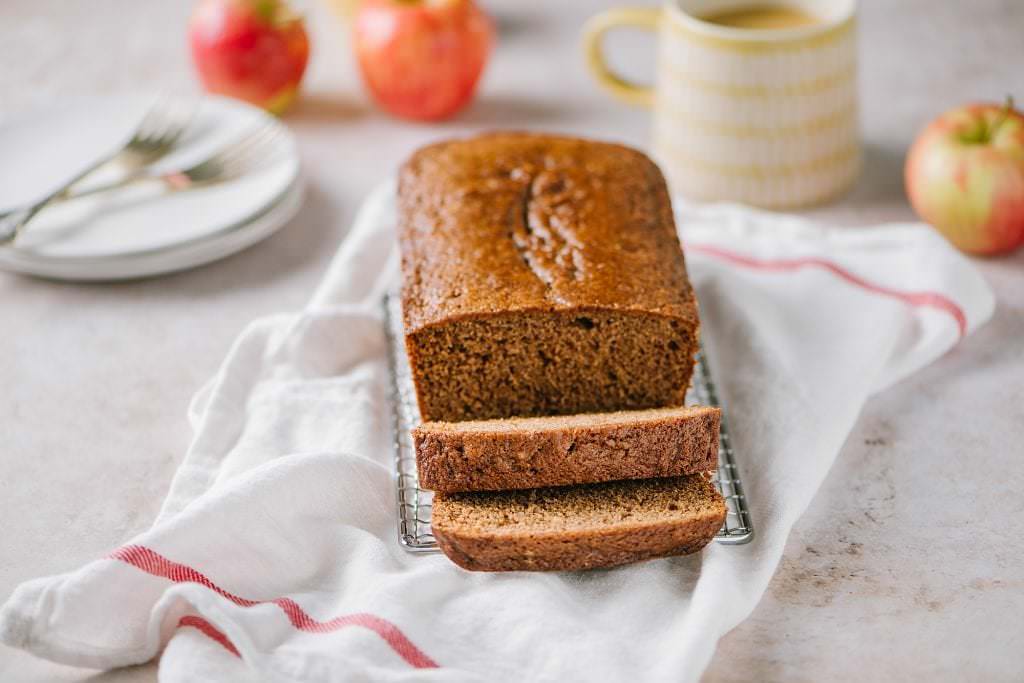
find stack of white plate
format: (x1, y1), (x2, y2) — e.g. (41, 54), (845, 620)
(0, 94), (302, 281)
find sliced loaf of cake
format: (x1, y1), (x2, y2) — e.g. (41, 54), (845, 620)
(431, 474), (726, 572)
(415, 406), (720, 494)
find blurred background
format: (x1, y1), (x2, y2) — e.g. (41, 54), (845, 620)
(1, 1), (1023, 680)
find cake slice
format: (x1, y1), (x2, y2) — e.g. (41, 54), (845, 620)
(414, 405), (720, 494)
(431, 474), (726, 572)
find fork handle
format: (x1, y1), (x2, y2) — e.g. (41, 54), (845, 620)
(58, 168), (188, 200)
(0, 150), (120, 244)
(0, 171), (200, 245)
(60, 168), (152, 199)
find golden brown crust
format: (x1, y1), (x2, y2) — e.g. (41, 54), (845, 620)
(435, 522), (721, 572)
(415, 406), (721, 494)
(398, 132), (697, 331)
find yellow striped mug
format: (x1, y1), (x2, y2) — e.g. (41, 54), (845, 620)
(583, 0), (860, 208)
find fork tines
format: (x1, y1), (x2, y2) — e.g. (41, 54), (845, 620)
(131, 94), (196, 153)
(188, 124), (285, 184)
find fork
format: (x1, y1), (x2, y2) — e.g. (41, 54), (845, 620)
(0, 96), (193, 245)
(56, 124), (284, 200)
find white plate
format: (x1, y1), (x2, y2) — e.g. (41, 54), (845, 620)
(0, 180), (304, 281)
(0, 94), (301, 280)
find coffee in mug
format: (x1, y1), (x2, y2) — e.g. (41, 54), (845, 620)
(701, 5), (822, 29)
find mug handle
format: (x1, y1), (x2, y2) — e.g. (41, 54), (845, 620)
(582, 7), (661, 108)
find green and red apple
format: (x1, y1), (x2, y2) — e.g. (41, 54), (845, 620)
(905, 98), (1024, 253)
(189, 0), (309, 115)
(905, 99), (1024, 255)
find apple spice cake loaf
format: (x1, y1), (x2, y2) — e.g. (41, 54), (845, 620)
(398, 133), (700, 423)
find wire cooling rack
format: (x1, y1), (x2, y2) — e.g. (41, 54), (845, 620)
(384, 295), (754, 552)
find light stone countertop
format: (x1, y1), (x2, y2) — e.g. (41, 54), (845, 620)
(2, 1), (1022, 681)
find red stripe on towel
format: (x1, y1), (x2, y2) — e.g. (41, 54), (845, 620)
(685, 242), (969, 338)
(178, 615), (241, 657)
(110, 544), (438, 669)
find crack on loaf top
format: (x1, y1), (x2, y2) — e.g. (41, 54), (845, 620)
(510, 168), (586, 301)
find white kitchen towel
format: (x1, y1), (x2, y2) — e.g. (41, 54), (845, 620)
(0, 181), (994, 682)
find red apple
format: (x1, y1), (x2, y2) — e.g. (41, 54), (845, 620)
(189, 0), (309, 115)
(905, 98), (1024, 255)
(354, 0), (494, 121)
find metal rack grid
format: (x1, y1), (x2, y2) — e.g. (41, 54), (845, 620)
(384, 295), (754, 552)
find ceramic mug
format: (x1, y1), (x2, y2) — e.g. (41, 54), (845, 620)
(583, 0), (860, 208)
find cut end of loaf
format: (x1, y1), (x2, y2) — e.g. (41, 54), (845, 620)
(418, 405), (716, 434)
(431, 474), (726, 572)
(407, 308), (698, 423)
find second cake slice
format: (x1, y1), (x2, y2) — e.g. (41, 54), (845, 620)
(414, 405), (720, 494)
(431, 474), (727, 572)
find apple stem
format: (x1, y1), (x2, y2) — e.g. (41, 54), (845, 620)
(988, 95), (1016, 140)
